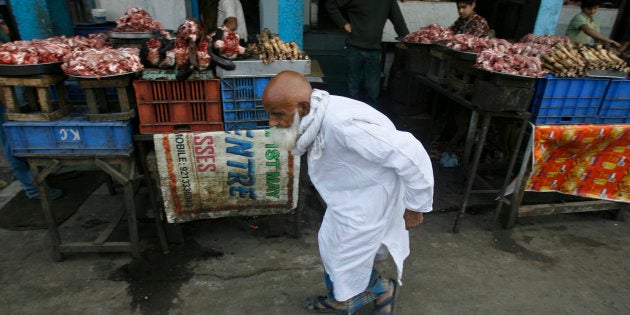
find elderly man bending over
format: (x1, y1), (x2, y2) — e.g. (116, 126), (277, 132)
(263, 70), (434, 315)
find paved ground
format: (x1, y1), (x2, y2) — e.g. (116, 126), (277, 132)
(1, 94), (629, 314)
(0, 160), (629, 314)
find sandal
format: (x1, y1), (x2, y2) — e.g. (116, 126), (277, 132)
(373, 279), (398, 315)
(304, 295), (349, 314)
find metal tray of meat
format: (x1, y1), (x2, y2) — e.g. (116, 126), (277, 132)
(444, 47), (478, 61)
(476, 68), (537, 88)
(107, 31), (155, 39)
(0, 62), (63, 76)
(67, 71), (141, 80)
(400, 40), (434, 48)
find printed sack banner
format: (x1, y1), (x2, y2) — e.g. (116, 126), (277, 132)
(154, 130), (300, 223)
(526, 124), (630, 203)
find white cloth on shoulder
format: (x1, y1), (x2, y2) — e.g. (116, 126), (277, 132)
(294, 89), (329, 158)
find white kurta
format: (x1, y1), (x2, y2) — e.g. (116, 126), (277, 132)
(217, 0), (248, 41)
(304, 94), (434, 301)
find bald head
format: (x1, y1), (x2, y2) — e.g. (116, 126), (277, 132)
(264, 71), (312, 109)
(263, 71), (313, 127)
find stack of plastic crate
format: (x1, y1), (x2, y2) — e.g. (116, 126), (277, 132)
(598, 79), (630, 124)
(133, 79), (224, 134)
(220, 77), (272, 131)
(530, 75), (611, 124)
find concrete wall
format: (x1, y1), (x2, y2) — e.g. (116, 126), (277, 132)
(95, 0), (188, 31)
(533, 0), (563, 35)
(278, 0), (303, 48)
(11, 0), (73, 39)
(383, 1), (459, 42)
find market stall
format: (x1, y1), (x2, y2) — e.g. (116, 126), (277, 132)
(0, 7), (315, 260)
(398, 24), (629, 232)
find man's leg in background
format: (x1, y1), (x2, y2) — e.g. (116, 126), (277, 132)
(362, 49), (382, 108)
(345, 45), (363, 101)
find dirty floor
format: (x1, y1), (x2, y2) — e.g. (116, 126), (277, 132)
(1, 93), (629, 314)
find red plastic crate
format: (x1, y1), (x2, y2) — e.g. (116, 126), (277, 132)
(134, 80), (224, 134)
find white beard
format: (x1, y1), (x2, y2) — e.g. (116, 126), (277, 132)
(269, 111), (300, 151)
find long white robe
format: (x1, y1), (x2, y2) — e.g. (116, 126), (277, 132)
(217, 0), (248, 41)
(304, 94), (434, 301)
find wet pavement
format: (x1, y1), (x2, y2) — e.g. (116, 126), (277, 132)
(1, 159), (629, 314)
(1, 95), (629, 314)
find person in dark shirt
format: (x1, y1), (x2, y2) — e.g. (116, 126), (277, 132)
(326, 0), (409, 109)
(450, 0), (489, 37)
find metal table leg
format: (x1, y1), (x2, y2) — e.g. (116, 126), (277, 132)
(493, 120), (530, 229)
(463, 110), (479, 167)
(136, 141), (170, 253)
(452, 114), (492, 233)
(499, 131), (534, 229)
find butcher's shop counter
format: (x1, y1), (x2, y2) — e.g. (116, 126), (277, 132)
(215, 56), (311, 78)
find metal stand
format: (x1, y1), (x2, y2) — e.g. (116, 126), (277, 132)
(133, 135), (178, 247)
(27, 151), (167, 261)
(452, 110), (530, 232)
(413, 74), (531, 233)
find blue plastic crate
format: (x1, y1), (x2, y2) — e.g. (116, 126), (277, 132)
(221, 77), (271, 130)
(598, 116), (630, 124)
(2, 109), (133, 156)
(534, 75), (611, 99)
(598, 79), (630, 124)
(530, 96), (600, 124)
(603, 79), (630, 99)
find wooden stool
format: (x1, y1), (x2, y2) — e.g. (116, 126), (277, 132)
(76, 75), (136, 121)
(0, 74), (72, 121)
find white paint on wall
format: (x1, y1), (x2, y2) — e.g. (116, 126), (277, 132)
(383, 1), (459, 42)
(95, 0), (187, 31)
(555, 5), (618, 38)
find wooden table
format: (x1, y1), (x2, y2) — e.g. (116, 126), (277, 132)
(27, 150), (168, 261)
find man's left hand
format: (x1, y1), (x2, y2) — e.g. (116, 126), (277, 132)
(404, 210), (424, 230)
